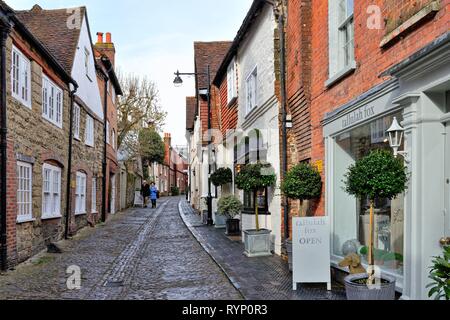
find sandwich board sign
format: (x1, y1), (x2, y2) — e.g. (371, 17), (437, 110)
(293, 216), (331, 291)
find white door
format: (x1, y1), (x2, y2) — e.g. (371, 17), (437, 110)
(110, 174), (116, 214)
(444, 123), (450, 246)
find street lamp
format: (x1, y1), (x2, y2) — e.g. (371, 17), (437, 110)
(173, 66), (214, 226)
(387, 117), (408, 161)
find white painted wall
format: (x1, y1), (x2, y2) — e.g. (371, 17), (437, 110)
(235, 5), (283, 255)
(71, 15), (103, 118)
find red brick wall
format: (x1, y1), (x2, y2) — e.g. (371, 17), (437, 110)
(6, 139), (18, 266)
(309, 0), (450, 216)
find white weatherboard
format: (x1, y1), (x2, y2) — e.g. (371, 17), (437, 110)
(293, 217), (331, 291)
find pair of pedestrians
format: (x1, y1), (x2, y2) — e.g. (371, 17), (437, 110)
(141, 181), (159, 208)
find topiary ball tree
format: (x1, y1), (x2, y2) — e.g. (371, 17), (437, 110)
(281, 163), (322, 218)
(218, 195), (243, 220)
(344, 149), (408, 284)
(211, 167), (233, 187)
(235, 163), (276, 231)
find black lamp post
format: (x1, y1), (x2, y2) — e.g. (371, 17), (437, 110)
(173, 66), (214, 226)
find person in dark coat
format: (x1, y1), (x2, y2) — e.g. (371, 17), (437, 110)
(141, 181), (150, 208)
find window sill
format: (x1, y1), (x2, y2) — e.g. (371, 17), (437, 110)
(75, 212), (87, 216)
(74, 136), (81, 142)
(42, 116), (63, 130)
(17, 217), (36, 224)
(325, 62), (356, 88)
(41, 215), (62, 221)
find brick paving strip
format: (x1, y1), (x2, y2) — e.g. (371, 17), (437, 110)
(178, 200), (347, 300)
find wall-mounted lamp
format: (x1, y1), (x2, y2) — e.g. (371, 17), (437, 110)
(387, 117), (409, 162)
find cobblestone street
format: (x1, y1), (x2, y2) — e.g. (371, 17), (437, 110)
(0, 197), (242, 300)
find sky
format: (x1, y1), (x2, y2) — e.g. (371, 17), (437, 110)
(7, 0), (253, 147)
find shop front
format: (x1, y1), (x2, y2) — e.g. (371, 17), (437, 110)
(323, 33), (450, 300)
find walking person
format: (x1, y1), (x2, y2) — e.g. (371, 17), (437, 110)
(150, 182), (159, 209)
(141, 180), (150, 208)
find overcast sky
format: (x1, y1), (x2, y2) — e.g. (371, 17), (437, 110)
(7, 0), (253, 146)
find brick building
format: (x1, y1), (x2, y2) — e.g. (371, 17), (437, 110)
(95, 32), (123, 218)
(186, 42), (231, 214)
(0, 2), (76, 267)
(302, 0), (449, 299)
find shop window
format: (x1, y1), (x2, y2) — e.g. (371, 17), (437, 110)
(333, 112), (405, 276)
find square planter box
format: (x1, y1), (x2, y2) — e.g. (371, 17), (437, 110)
(214, 214), (227, 229)
(243, 229), (272, 258)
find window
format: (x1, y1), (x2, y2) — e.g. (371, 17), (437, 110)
(16, 162), (33, 222)
(42, 164), (62, 219)
(75, 172), (87, 215)
(11, 46), (31, 108)
(328, 0), (355, 82)
(91, 177), (97, 213)
(84, 47), (91, 79)
(333, 112), (405, 276)
(85, 114), (94, 147)
(106, 121), (110, 144)
(227, 59), (237, 104)
(42, 75), (63, 128)
(73, 103), (81, 140)
(111, 129), (116, 150)
(245, 67), (257, 115)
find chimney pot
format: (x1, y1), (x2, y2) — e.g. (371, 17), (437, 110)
(106, 32), (112, 43)
(97, 32), (104, 44)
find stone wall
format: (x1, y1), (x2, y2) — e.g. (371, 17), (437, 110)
(5, 31), (72, 263)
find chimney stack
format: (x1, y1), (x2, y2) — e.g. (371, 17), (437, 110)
(94, 31), (116, 66)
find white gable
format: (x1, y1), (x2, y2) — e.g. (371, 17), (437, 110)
(71, 14), (103, 119)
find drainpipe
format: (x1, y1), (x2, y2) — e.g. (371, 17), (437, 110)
(276, 2), (290, 242)
(100, 65), (110, 223)
(0, 22), (11, 271)
(65, 83), (79, 240)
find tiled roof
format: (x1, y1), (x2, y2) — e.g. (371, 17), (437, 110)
(15, 5), (85, 73)
(186, 96), (197, 131)
(194, 41), (232, 90)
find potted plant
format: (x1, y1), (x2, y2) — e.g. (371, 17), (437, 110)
(211, 168), (233, 228)
(427, 245), (450, 300)
(235, 162), (276, 258)
(217, 195), (243, 236)
(281, 163), (322, 271)
(343, 149), (407, 300)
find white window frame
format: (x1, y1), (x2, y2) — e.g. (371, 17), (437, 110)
(16, 161), (33, 223)
(85, 114), (94, 147)
(227, 58), (237, 104)
(245, 66), (257, 115)
(42, 75), (63, 128)
(327, 0), (355, 86)
(91, 177), (97, 213)
(84, 47), (91, 81)
(42, 163), (62, 220)
(106, 121), (110, 144)
(111, 129), (116, 150)
(73, 103), (81, 140)
(11, 45), (32, 109)
(75, 172), (87, 215)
